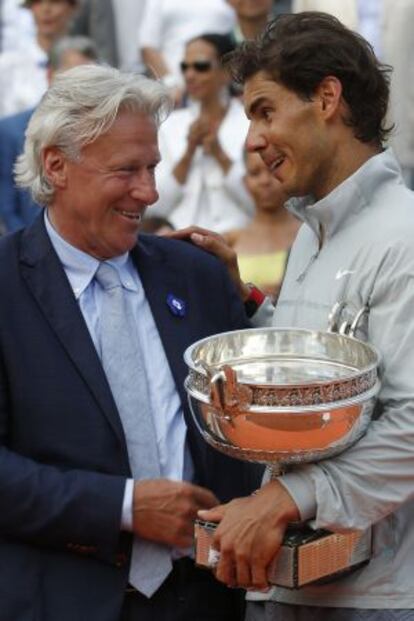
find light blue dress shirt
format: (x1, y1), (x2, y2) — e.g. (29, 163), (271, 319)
(44, 211), (194, 531)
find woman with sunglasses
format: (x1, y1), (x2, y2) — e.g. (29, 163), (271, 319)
(151, 33), (254, 233)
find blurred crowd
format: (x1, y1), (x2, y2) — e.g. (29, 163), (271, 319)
(1, 0), (413, 301)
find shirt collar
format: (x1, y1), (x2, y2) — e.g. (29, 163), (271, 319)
(286, 149), (402, 241)
(44, 210), (139, 298)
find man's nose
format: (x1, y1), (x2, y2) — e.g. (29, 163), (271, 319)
(245, 124), (266, 153)
(129, 173), (159, 205)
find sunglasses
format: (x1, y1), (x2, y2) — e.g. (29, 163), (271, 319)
(180, 60), (215, 73)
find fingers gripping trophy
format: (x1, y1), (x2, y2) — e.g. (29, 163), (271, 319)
(184, 305), (380, 588)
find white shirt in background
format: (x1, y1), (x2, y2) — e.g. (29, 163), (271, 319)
(0, 38), (48, 118)
(1, 0), (35, 53)
(152, 97), (254, 232)
(111, 0), (146, 72)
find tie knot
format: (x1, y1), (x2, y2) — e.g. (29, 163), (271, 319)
(95, 262), (122, 291)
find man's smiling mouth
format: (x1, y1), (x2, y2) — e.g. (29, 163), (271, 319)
(116, 209), (142, 221)
(269, 154), (286, 172)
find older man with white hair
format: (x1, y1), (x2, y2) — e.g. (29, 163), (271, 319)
(0, 64), (261, 621)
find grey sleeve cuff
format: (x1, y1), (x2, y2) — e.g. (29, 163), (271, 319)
(278, 470), (317, 522)
(250, 296), (275, 327)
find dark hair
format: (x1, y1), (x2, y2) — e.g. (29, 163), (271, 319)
(225, 12), (393, 146)
(187, 33), (236, 64)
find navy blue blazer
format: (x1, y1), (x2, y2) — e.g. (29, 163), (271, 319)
(0, 108), (41, 233)
(0, 214), (261, 621)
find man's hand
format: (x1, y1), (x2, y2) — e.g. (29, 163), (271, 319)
(164, 226), (250, 301)
(198, 480), (300, 590)
(132, 479), (218, 548)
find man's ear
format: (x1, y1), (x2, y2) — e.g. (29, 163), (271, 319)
(42, 147), (68, 190)
(314, 76), (343, 120)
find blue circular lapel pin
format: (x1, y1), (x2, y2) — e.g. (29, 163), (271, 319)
(166, 293), (186, 318)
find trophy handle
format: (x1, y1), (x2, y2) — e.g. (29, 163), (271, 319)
(327, 301), (369, 338)
(208, 364), (253, 420)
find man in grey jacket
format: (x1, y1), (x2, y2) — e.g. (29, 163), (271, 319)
(173, 11), (414, 621)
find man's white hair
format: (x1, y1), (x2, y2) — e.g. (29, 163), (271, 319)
(15, 64), (173, 206)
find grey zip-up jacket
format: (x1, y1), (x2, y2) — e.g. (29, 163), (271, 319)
(251, 149), (414, 607)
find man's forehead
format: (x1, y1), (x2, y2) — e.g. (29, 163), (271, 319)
(243, 72), (282, 115)
(76, 113), (160, 161)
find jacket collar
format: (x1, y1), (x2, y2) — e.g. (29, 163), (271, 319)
(286, 149), (403, 242)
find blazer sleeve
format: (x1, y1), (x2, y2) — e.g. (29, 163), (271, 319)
(0, 334), (127, 564)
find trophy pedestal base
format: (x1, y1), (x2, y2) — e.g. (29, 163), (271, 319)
(194, 520), (371, 589)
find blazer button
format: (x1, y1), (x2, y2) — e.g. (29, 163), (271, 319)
(115, 552), (128, 568)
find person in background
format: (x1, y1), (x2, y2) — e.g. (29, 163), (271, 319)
(68, 0), (118, 67)
(111, 0), (147, 72)
(225, 151), (299, 301)
(227, 0), (274, 45)
(171, 12), (414, 620)
(0, 63), (261, 621)
(0, 0), (78, 118)
(151, 33), (254, 233)
(138, 0), (235, 106)
(272, 0), (292, 15)
(0, 0), (35, 52)
(68, 0), (148, 72)
(0, 34), (98, 233)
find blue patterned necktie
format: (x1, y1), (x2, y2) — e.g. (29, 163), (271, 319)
(95, 262), (172, 597)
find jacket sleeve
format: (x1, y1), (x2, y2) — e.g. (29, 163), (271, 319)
(0, 351), (127, 565)
(280, 241), (414, 531)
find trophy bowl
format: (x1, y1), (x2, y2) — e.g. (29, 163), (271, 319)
(184, 327), (381, 588)
(184, 327), (381, 468)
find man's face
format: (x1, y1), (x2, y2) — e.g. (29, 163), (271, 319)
(46, 110), (160, 259)
(244, 71), (333, 199)
(227, 0), (272, 19)
(30, 0), (76, 39)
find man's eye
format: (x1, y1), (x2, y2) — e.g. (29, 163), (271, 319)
(262, 108), (272, 121)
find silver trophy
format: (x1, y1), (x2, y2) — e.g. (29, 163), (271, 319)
(184, 313), (380, 588)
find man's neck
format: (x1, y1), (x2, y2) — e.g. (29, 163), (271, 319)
(314, 139), (382, 201)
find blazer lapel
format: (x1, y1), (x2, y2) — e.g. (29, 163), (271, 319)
(19, 217), (127, 450)
(131, 238), (192, 408)
(132, 238), (221, 479)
